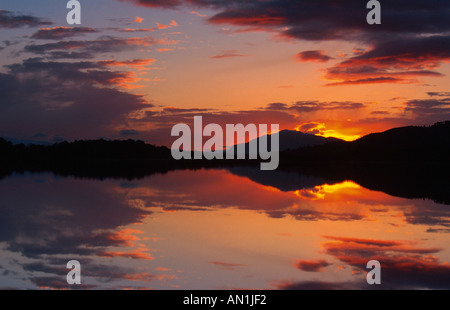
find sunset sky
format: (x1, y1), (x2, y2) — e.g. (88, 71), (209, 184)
(1, 0), (450, 145)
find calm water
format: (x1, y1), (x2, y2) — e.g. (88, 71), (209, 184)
(0, 167), (449, 289)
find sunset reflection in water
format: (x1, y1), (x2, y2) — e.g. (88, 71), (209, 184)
(0, 168), (449, 289)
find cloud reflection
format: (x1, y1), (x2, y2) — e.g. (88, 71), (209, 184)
(0, 167), (449, 289)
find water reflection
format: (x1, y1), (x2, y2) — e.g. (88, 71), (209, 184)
(0, 168), (449, 289)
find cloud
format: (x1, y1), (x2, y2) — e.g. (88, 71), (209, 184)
(324, 35), (450, 85)
(294, 259), (331, 272)
(126, 100), (369, 146)
(321, 235), (450, 289)
(99, 58), (156, 70)
(44, 51), (96, 60)
(156, 20), (178, 29)
(98, 249), (154, 260)
(274, 279), (361, 290)
(163, 107), (215, 113)
(116, 27), (157, 33)
(427, 92), (450, 98)
(266, 101), (366, 113)
(209, 261), (247, 270)
(121, 0), (450, 85)
(30, 276), (97, 290)
(24, 36), (177, 58)
(325, 77), (408, 86)
(23, 260), (162, 289)
(210, 50), (249, 59)
(129, 103), (300, 146)
(190, 10), (208, 17)
(0, 10), (52, 28)
(0, 58), (151, 139)
(121, 1), (449, 44)
(31, 27), (98, 40)
(276, 234), (450, 290)
(294, 122), (344, 137)
(297, 50), (333, 63)
(403, 96), (450, 124)
(120, 0), (183, 8)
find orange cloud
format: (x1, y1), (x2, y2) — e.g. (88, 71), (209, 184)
(99, 58), (156, 70)
(99, 248), (154, 260)
(156, 20), (178, 29)
(190, 10), (207, 17)
(106, 228), (143, 247)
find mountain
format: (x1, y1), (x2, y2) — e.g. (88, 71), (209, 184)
(229, 129), (343, 156)
(282, 121), (450, 163)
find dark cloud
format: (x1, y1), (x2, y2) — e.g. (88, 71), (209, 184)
(120, 0), (183, 8)
(266, 101), (366, 113)
(265, 102), (288, 110)
(122, 0), (450, 85)
(325, 35), (450, 85)
(123, 1), (450, 42)
(404, 98), (450, 124)
(427, 92), (450, 98)
(0, 10), (52, 28)
(276, 233), (450, 289)
(321, 235), (450, 289)
(275, 280), (361, 290)
(162, 107), (215, 113)
(24, 36), (172, 57)
(24, 260), (158, 289)
(45, 51), (95, 60)
(31, 27), (98, 40)
(326, 77), (406, 86)
(294, 259), (331, 272)
(297, 50), (333, 63)
(0, 174), (152, 261)
(0, 58), (150, 140)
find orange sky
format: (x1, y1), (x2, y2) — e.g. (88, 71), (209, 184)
(1, 1), (450, 145)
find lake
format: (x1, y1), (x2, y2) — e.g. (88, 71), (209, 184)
(0, 167), (449, 289)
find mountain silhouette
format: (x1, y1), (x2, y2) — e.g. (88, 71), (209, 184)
(1, 121), (450, 176)
(229, 129), (343, 157)
(282, 121), (450, 163)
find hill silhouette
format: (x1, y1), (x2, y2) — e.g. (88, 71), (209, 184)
(2, 121), (450, 166)
(281, 121), (450, 164)
(1, 121), (450, 184)
(229, 129), (343, 156)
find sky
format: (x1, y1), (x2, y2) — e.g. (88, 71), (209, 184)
(1, 0), (450, 146)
